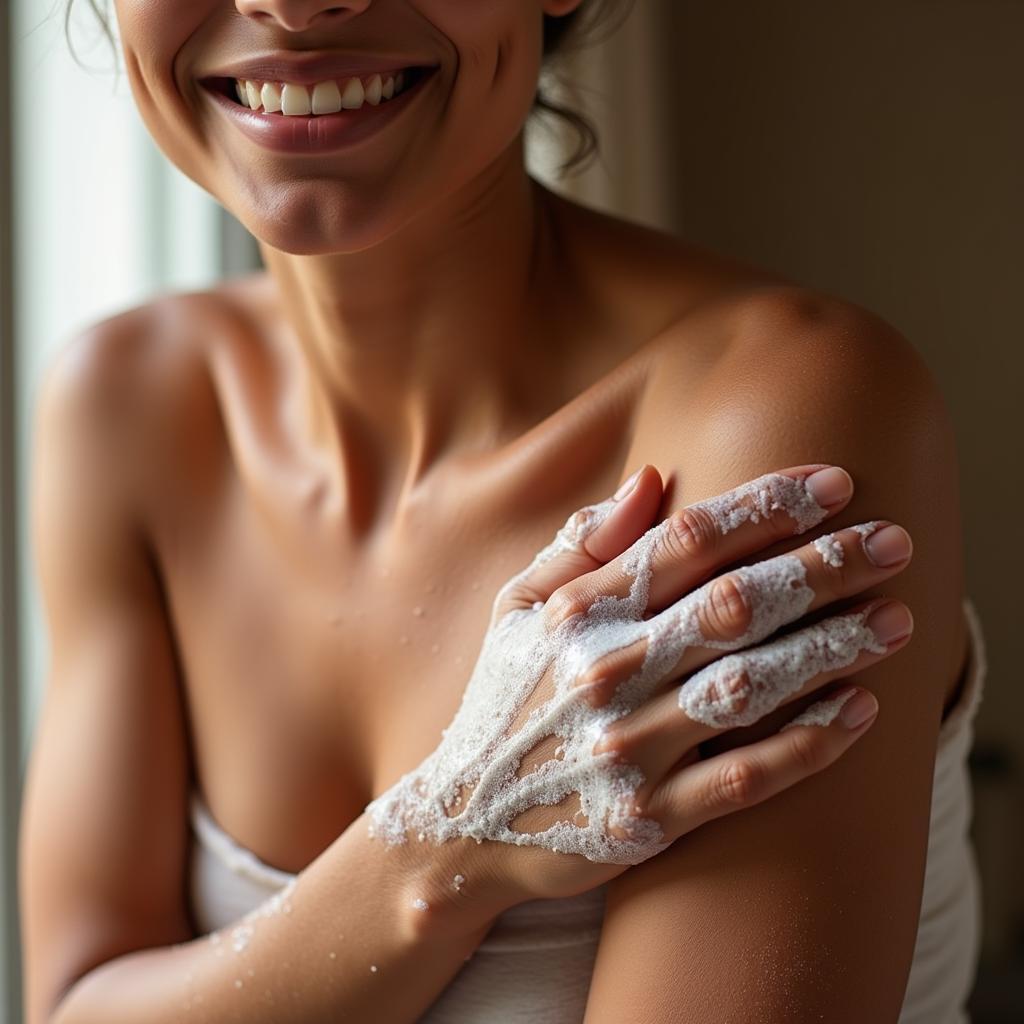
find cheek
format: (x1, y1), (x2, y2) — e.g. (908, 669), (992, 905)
(113, 1), (220, 188)
(429, 0), (546, 136)
(114, 0), (202, 63)
(423, 0), (548, 164)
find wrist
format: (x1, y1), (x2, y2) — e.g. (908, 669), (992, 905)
(354, 813), (519, 943)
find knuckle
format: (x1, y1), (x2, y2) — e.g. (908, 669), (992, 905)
(788, 729), (826, 774)
(710, 757), (765, 808)
(545, 587), (591, 628)
(593, 722), (630, 760)
(667, 506), (721, 563)
(574, 663), (613, 705)
(817, 548), (851, 588)
(718, 670), (753, 717)
(701, 575), (752, 641)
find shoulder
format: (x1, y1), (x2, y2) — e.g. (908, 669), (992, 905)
(646, 283), (944, 435)
(33, 280), (265, 518)
(585, 285), (971, 1020)
(628, 281), (967, 710)
(35, 287), (230, 431)
(636, 284), (958, 522)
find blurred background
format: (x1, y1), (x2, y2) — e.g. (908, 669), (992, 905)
(1, 1), (1021, 1020)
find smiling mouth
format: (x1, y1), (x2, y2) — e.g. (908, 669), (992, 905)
(203, 66), (437, 116)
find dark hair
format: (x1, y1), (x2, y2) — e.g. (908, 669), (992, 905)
(63, 0), (634, 177)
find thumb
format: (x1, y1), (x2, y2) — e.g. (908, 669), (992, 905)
(492, 465), (662, 618)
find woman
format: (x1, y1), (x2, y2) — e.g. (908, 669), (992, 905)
(19, 1), (984, 1021)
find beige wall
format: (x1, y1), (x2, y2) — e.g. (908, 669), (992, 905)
(533, 0), (1023, 962)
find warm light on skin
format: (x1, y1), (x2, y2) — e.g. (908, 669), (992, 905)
(110, 0), (590, 496)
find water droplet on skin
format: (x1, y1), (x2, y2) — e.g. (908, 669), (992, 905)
(329, 951), (336, 959)
(370, 964), (378, 973)
(412, 606), (425, 617)
(399, 635), (410, 645)
(234, 979), (244, 989)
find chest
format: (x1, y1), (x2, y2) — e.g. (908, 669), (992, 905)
(159, 475), (581, 869)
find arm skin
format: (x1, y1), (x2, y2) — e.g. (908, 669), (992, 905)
(18, 318), (509, 1024)
(584, 286), (970, 1023)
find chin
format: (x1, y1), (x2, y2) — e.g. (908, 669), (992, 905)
(230, 182), (405, 256)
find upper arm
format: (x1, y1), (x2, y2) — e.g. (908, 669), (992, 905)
(584, 287), (968, 1022)
(19, 321), (194, 1023)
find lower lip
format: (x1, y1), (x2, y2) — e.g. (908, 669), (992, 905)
(202, 70), (437, 155)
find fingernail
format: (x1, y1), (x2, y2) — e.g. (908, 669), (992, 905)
(864, 524), (912, 567)
(867, 601), (914, 644)
(803, 467), (853, 507)
(839, 689), (878, 729)
(613, 466), (644, 501)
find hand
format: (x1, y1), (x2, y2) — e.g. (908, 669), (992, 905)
(365, 464), (914, 909)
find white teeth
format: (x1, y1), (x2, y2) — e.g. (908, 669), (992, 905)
(340, 77), (365, 109)
(232, 70), (418, 115)
(311, 80), (342, 114)
(260, 82), (282, 113)
(280, 82), (312, 116)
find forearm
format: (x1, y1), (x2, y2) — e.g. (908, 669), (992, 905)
(49, 812), (508, 1024)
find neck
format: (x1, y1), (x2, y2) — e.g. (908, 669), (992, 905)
(259, 140), (576, 503)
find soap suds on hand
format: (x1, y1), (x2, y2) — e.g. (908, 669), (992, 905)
(813, 533), (845, 568)
(812, 521), (884, 569)
(781, 688), (858, 731)
(367, 473), (881, 865)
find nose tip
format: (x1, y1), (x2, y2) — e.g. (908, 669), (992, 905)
(236, 1), (371, 32)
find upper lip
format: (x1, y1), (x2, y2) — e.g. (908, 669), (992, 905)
(202, 52), (439, 85)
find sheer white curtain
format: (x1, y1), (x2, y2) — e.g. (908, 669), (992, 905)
(4, 3), (238, 1016)
(12, 1), (227, 744)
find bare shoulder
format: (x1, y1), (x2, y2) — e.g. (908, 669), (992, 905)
(38, 288), (220, 430)
(636, 281), (966, 696)
(35, 277), (267, 516)
(38, 275), (268, 409)
(583, 282), (970, 1020)
(637, 283), (960, 548)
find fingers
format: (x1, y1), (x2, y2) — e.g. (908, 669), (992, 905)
(563, 514), (912, 711)
(656, 519), (912, 683)
(592, 597), (910, 783)
(645, 684), (878, 840)
(674, 598), (912, 729)
(547, 465), (852, 628)
(491, 465), (662, 620)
